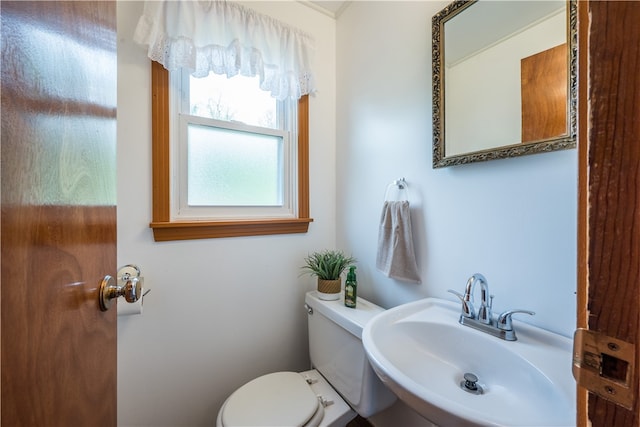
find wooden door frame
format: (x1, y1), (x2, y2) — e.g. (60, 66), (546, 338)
(577, 1), (640, 426)
(576, 1), (588, 423)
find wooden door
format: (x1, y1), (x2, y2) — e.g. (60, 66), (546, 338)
(577, 1), (640, 426)
(1, 2), (117, 426)
(520, 43), (567, 143)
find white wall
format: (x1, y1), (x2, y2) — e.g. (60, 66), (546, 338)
(116, 2), (336, 426)
(336, 1), (577, 338)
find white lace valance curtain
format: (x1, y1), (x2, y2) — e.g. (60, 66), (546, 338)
(133, 0), (316, 100)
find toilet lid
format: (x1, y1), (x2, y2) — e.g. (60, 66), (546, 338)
(221, 372), (321, 427)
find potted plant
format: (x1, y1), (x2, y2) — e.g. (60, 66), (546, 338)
(302, 250), (356, 300)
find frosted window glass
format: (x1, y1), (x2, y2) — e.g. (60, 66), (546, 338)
(187, 124), (283, 206)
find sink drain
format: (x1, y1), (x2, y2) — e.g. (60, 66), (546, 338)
(460, 372), (483, 395)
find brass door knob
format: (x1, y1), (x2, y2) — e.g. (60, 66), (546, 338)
(99, 264), (142, 311)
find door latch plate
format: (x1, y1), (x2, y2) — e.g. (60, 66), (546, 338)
(573, 328), (635, 409)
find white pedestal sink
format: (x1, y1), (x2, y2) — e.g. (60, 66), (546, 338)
(362, 298), (575, 426)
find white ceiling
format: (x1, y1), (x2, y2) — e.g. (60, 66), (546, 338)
(445, 1), (565, 65)
(307, 1), (348, 18)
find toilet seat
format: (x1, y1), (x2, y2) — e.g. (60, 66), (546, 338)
(218, 371), (324, 427)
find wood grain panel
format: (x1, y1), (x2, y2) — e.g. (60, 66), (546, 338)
(585, 1), (640, 426)
(2, 206), (117, 426)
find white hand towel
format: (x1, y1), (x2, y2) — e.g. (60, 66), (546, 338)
(376, 201), (421, 283)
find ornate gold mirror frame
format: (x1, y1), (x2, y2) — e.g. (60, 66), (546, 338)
(432, 0), (577, 168)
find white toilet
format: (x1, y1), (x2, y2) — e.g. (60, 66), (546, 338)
(216, 291), (397, 427)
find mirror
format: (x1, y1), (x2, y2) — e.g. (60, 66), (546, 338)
(432, 0), (577, 168)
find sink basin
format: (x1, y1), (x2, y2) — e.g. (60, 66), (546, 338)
(362, 298), (575, 426)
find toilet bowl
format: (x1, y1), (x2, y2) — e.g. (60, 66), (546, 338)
(216, 291), (396, 427)
(216, 370), (353, 427)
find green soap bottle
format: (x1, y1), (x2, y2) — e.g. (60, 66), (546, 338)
(345, 266), (357, 308)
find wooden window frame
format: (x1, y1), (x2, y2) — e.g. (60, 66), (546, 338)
(149, 61), (312, 241)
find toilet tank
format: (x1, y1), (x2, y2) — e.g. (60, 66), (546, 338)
(305, 291), (396, 418)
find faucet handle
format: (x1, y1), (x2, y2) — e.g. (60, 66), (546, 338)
(447, 289), (475, 319)
(447, 289), (463, 298)
(496, 309), (535, 331)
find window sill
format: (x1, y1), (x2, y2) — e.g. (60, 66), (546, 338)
(150, 218), (313, 241)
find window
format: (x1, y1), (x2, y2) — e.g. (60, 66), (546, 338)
(174, 70), (295, 220)
(150, 61), (312, 241)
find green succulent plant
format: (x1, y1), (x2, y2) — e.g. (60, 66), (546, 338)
(301, 250), (356, 280)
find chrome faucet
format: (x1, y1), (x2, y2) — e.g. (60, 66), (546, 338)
(448, 273), (491, 322)
(448, 273), (534, 341)
(465, 273), (492, 324)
